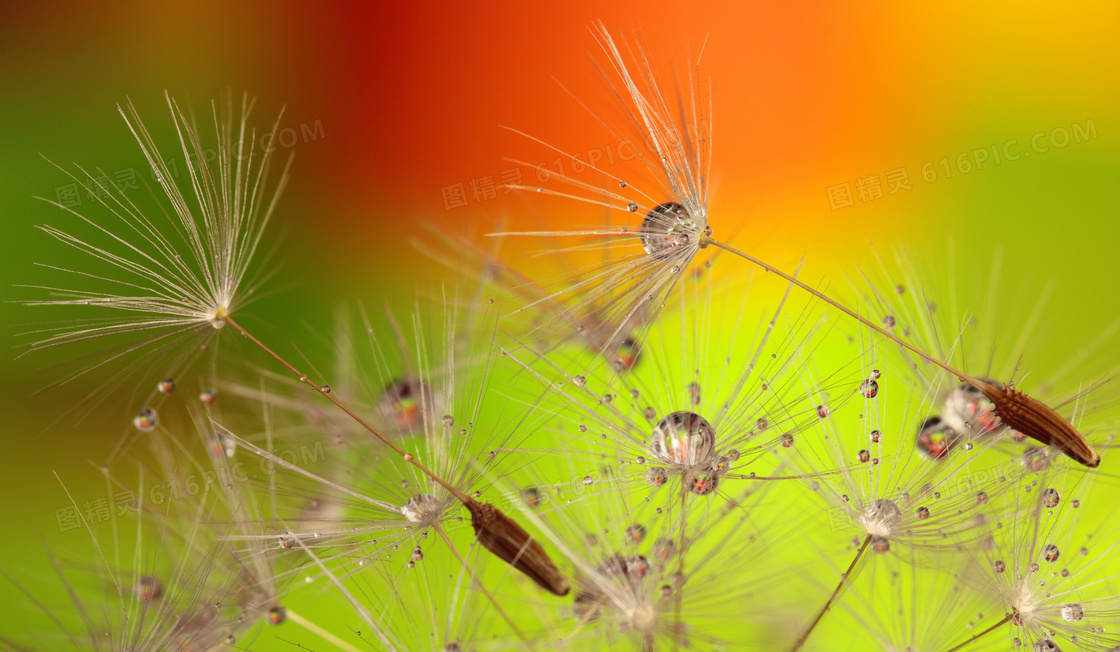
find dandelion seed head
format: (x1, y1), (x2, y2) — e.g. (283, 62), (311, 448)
(860, 499), (902, 538)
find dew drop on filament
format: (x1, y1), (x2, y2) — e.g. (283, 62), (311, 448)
(133, 408), (158, 432)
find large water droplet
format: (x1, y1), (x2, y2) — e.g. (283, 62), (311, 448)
(1060, 603), (1084, 622)
(379, 377), (427, 429)
(650, 411), (715, 466)
(1042, 488), (1060, 508)
(860, 379), (879, 398)
(916, 415), (957, 460)
(401, 494), (441, 523)
(1044, 544), (1060, 562)
(639, 202), (699, 259)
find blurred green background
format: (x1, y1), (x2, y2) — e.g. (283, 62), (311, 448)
(1, 1), (1118, 648)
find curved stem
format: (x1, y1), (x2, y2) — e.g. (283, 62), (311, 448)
(789, 535), (871, 652)
(943, 612), (1012, 652)
(222, 315), (472, 504)
(706, 239), (982, 388)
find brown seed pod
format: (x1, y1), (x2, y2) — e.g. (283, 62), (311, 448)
(467, 498), (570, 596)
(975, 380), (1100, 468)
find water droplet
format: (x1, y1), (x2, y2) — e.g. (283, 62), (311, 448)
(870, 430), (882, 443)
(200, 388), (217, 405)
(1028, 562), (1040, 573)
(1044, 544), (1060, 562)
(756, 418), (769, 431)
(133, 408), (158, 432)
(619, 181), (627, 188)
(650, 411), (715, 466)
(780, 433), (794, 448)
(816, 405), (829, 418)
(1033, 639), (1061, 652)
(573, 375), (586, 387)
(1061, 603), (1084, 622)
(916, 416), (956, 460)
(412, 545), (424, 561)
(379, 377), (427, 430)
(915, 506), (930, 520)
(976, 491), (988, 504)
(639, 202), (699, 259)
(1042, 488), (1060, 508)
(727, 449), (741, 462)
(578, 424), (588, 433)
(992, 560), (1006, 573)
(685, 466), (720, 496)
(645, 467), (668, 487)
(226, 635), (236, 644)
(870, 369), (881, 380)
(157, 378), (175, 393)
(643, 406), (656, 420)
(611, 337), (640, 372)
(627, 201), (639, 212)
(442, 415), (454, 427)
(582, 476), (593, 486)
(860, 379), (879, 398)
(870, 537), (891, 553)
(1072, 499), (1081, 508)
(520, 487), (541, 508)
(268, 606), (286, 625)
(401, 494), (441, 523)
(625, 524), (646, 543)
(882, 315), (896, 329)
(858, 449), (871, 463)
(137, 576), (163, 600)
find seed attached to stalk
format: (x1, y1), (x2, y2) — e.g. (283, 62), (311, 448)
(466, 498), (570, 596)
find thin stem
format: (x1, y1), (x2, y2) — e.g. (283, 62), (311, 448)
(285, 608), (364, 652)
(434, 524), (533, 649)
(789, 535), (871, 652)
(706, 239), (982, 388)
(942, 612), (1012, 652)
(222, 315), (471, 504)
